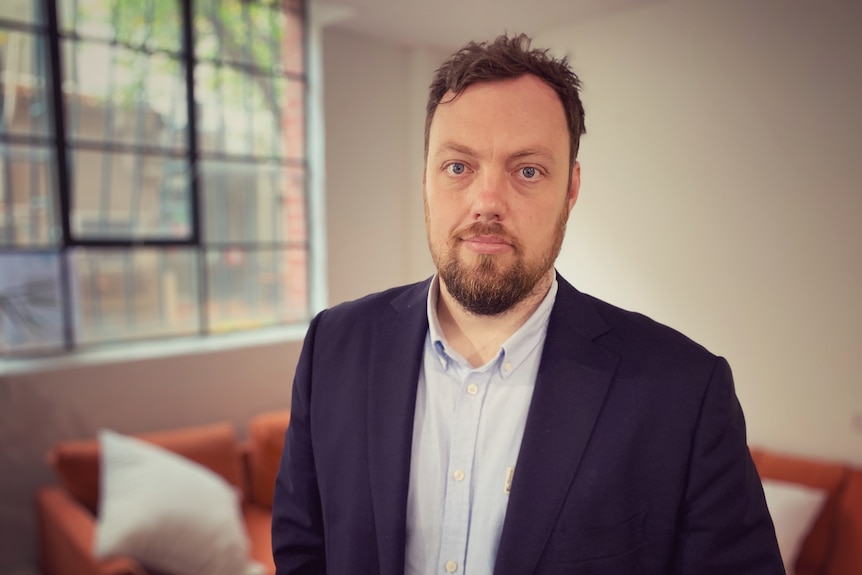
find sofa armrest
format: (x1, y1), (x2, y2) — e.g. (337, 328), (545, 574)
(36, 486), (149, 575)
(751, 447), (850, 574)
(826, 467), (862, 575)
(247, 410), (291, 508)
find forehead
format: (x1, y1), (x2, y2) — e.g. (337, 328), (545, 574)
(428, 74), (568, 156)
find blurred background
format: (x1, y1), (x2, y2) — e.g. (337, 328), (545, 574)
(1, 0), (860, 572)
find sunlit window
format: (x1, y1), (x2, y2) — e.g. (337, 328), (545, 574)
(0, 0), (308, 356)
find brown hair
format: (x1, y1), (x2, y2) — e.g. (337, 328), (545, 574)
(425, 33), (586, 165)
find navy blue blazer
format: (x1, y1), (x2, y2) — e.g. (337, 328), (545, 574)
(272, 275), (784, 574)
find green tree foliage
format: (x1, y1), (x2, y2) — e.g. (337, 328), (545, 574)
(64, 0), (301, 119)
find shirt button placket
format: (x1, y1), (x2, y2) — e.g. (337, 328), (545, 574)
(438, 371), (486, 574)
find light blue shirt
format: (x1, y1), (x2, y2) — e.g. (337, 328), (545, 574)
(405, 276), (558, 575)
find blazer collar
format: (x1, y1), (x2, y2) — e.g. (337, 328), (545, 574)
(366, 279), (431, 575)
(494, 274), (621, 574)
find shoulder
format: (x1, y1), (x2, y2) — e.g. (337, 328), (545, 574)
(554, 276), (720, 370)
(311, 278), (430, 332)
(596, 295), (710, 354)
(296, 279), (430, 378)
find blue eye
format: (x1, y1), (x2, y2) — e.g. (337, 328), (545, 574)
(521, 167), (537, 179)
(448, 162), (466, 175)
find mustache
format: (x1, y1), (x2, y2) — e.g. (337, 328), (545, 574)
(454, 221), (512, 240)
(451, 222), (521, 251)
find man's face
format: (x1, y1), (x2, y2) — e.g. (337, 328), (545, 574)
(424, 74), (580, 315)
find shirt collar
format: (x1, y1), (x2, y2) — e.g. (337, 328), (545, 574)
(426, 274), (558, 378)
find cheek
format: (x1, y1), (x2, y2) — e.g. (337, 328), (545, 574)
(521, 204), (567, 248)
(426, 196), (462, 234)
(424, 207), (450, 248)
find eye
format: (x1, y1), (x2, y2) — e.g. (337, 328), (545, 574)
(520, 166), (538, 179)
(446, 162), (467, 175)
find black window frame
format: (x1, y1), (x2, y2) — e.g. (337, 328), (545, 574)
(0, 0), (310, 358)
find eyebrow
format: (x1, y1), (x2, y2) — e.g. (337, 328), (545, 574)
(510, 148), (556, 162)
(438, 141), (478, 157)
(436, 141), (557, 163)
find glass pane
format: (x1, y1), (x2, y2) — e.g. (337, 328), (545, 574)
(207, 247), (307, 332)
(59, 0), (114, 41)
(282, 166), (306, 244)
(194, 1), (239, 66)
(201, 161), (304, 244)
(0, 30), (51, 137)
(0, 143), (58, 247)
(59, 0), (182, 53)
(282, 77), (304, 159)
(282, 247), (307, 322)
(280, 6), (304, 75)
(195, 0), (304, 160)
(196, 65), (303, 159)
(0, 0), (44, 26)
(196, 0), (296, 72)
(247, 2), (279, 70)
(71, 247), (199, 344)
(62, 41), (188, 150)
(70, 149), (191, 240)
(195, 64), (267, 157)
(0, 251), (64, 355)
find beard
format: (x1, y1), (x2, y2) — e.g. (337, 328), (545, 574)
(426, 204), (570, 316)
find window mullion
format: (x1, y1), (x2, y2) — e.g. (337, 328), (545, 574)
(42, 0), (75, 351)
(2, 152), (13, 244)
(183, 0), (206, 334)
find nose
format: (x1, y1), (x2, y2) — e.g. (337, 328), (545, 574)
(471, 169), (507, 222)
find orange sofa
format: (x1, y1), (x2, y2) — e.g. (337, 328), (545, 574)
(36, 410), (291, 575)
(750, 447), (862, 575)
(36, 413), (860, 575)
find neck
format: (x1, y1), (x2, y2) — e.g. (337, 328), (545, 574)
(436, 269), (554, 368)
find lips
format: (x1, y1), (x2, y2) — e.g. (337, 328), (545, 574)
(449, 222), (519, 254)
(460, 233), (515, 255)
(462, 234), (510, 245)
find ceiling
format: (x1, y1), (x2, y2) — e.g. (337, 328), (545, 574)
(315, 0), (662, 52)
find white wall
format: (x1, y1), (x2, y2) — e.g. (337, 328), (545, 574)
(323, 29), (438, 305)
(323, 29), (410, 304)
(536, 0), (862, 462)
(404, 48), (442, 282)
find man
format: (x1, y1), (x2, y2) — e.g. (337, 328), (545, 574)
(272, 34), (783, 574)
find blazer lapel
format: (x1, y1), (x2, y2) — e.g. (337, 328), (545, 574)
(366, 280), (430, 575)
(494, 276), (621, 575)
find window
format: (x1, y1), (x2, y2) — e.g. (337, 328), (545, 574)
(0, 0), (308, 357)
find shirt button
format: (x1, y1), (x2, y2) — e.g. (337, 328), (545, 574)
(503, 362), (513, 372)
(445, 560), (458, 573)
(453, 469), (465, 482)
(466, 383), (478, 395)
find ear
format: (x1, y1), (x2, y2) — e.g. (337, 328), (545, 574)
(567, 161), (580, 212)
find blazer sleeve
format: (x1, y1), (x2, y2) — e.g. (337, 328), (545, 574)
(272, 312), (326, 575)
(671, 356), (785, 574)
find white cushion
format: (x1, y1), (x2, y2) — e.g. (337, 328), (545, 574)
(762, 479), (827, 574)
(94, 429), (264, 575)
